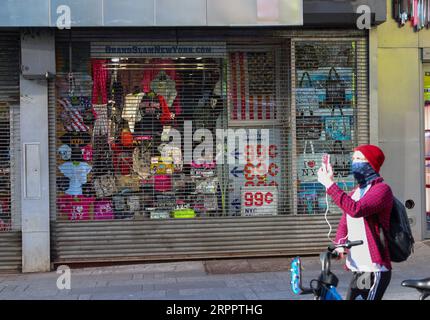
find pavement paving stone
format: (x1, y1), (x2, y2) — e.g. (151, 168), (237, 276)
(154, 280), (228, 291)
(0, 241), (428, 300)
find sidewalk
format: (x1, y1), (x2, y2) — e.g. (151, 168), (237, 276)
(0, 241), (429, 300)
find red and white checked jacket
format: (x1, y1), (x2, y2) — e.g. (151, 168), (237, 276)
(328, 177), (393, 270)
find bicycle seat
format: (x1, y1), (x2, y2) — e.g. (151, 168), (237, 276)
(401, 278), (430, 291)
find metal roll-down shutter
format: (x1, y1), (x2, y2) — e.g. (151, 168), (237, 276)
(0, 32), (22, 272)
(50, 29), (368, 266)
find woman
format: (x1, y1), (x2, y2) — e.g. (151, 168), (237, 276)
(317, 144), (393, 300)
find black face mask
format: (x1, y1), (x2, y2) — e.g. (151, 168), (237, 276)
(351, 162), (379, 188)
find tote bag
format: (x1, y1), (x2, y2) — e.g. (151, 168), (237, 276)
(323, 67), (346, 110)
(325, 113), (352, 141)
(296, 72), (321, 116)
(297, 141), (323, 182)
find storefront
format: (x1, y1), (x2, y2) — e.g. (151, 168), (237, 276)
(48, 28), (370, 265)
(0, 31), (21, 272)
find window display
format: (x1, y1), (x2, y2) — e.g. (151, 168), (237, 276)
(55, 53), (233, 220)
(295, 41), (358, 214)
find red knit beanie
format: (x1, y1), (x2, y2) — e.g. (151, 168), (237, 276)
(354, 145), (385, 173)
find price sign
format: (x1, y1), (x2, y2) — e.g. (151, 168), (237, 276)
(241, 186), (278, 216)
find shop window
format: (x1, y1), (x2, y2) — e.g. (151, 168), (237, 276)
(294, 41), (359, 215)
(54, 42), (290, 220)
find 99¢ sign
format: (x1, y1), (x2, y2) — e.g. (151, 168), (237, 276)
(241, 186), (278, 216)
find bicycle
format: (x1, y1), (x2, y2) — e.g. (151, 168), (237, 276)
(401, 278), (430, 300)
(290, 240), (363, 300)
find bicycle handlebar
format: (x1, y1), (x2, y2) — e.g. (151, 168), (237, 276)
(328, 240), (363, 253)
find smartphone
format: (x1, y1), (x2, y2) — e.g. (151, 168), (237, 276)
(322, 154), (330, 168)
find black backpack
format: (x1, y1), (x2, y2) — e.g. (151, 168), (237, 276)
(379, 197), (415, 263)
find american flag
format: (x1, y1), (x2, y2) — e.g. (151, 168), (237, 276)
(228, 52), (277, 121)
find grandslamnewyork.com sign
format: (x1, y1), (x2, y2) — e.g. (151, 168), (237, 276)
(92, 42), (227, 58)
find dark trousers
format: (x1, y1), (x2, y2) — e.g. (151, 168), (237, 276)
(346, 271), (392, 300)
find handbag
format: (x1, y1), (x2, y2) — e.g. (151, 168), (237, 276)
(93, 174), (118, 198)
(116, 174), (141, 192)
(298, 185), (318, 214)
(112, 190), (135, 219)
(325, 110), (352, 141)
(296, 116), (323, 140)
(295, 44), (319, 71)
(323, 67), (347, 110)
(132, 145), (151, 179)
(297, 141), (322, 183)
(296, 72), (323, 116)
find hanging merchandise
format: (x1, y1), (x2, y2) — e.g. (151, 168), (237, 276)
(58, 195), (94, 221)
(58, 144), (72, 161)
(161, 126), (171, 142)
(92, 135), (115, 177)
(122, 92), (144, 133)
(81, 144), (93, 162)
(132, 144), (152, 180)
(93, 174), (117, 198)
(134, 93), (162, 137)
(94, 199), (114, 220)
(141, 58), (182, 116)
(158, 143), (183, 172)
(298, 184), (319, 215)
(158, 95), (175, 126)
(393, 0), (430, 30)
(58, 161), (92, 196)
(323, 67), (347, 111)
(116, 174), (141, 192)
(112, 190), (136, 219)
(92, 104), (109, 137)
(111, 142), (134, 175)
(120, 128), (134, 147)
(91, 59), (108, 105)
(297, 141), (322, 183)
(324, 113), (352, 141)
(58, 97), (90, 132)
(295, 72), (324, 116)
(150, 70), (178, 110)
(296, 116), (323, 140)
